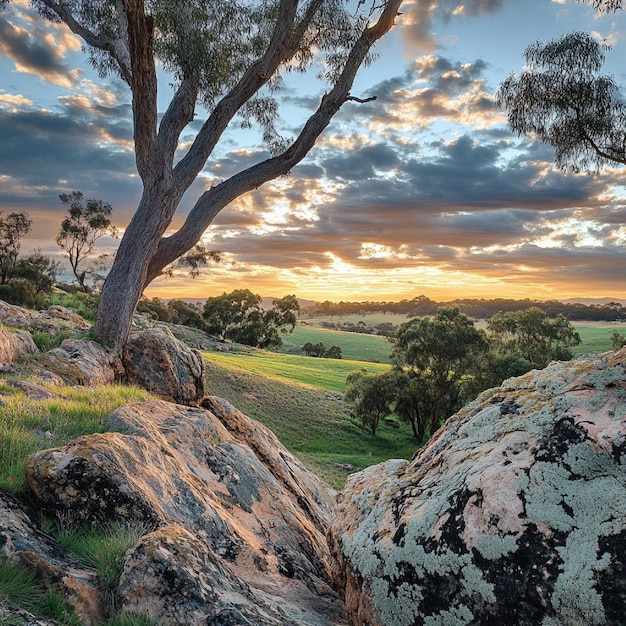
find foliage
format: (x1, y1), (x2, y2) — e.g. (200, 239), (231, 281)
(610, 329), (626, 350)
(56, 191), (117, 292)
(0, 212), (32, 285)
(0, 279), (44, 310)
(487, 307), (581, 369)
(14, 250), (61, 296)
(304, 295), (626, 322)
(167, 243), (221, 279)
(44, 290), (100, 322)
(389, 306), (488, 434)
(301, 341), (342, 359)
(498, 30), (626, 173)
(32, 330), (71, 352)
(345, 369), (398, 435)
(203, 290), (299, 348)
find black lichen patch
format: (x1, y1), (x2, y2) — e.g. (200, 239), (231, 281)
(535, 417), (589, 464)
(45, 456), (160, 527)
(597, 530), (626, 625)
(470, 522), (565, 625)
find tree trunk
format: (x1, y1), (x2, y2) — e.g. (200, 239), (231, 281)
(95, 186), (177, 350)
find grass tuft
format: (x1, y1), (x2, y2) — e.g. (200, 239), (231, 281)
(55, 522), (145, 589)
(0, 384), (153, 493)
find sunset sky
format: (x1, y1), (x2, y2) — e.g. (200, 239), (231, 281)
(1, 0), (626, 303)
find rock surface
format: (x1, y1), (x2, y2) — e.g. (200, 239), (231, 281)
(36, 338), (122, 386)
(0, 490), (105, 625)
(328, 349), (626, 626)
(25, 398), (345, 625)
(0, 325), (37, 364)
(123, 326), (205, 405)
(0, 302), (91, 336)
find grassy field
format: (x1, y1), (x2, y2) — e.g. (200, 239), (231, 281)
(571, 322), (626, 354)
(204, 349), (389, 393)
(279, 323), (393, 363)
(203, 354), (417, 488)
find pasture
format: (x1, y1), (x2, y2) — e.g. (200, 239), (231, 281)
(202, 352), (415, 488)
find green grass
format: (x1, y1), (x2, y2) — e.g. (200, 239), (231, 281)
(0, 556), (80, 625)
(203, 355), (418, 488)
(55, 522), (145, 589)
(0, 384), (153, 493)
(204, 349), (389, 394)
(572, 322), (626, 354)
(279, 324), (393, 363)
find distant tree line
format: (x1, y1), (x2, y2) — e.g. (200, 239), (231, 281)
(346, 306), (581, 438)
(304, 295), (626, 322)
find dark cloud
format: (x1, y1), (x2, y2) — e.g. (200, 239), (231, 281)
(0, 16), (79, 85)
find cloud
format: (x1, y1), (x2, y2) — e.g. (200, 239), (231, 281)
(0, 13), (81, 88)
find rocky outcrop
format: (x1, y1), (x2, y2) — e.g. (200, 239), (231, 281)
(36, 339), (122, 386)
(0, 302), (91, 337)
(123, 326), (205, 405)
(25, 399), (344, 625)
(0, 490), (105, 625)
(0, 325), (37, 363)
(328, 349), (626, 626)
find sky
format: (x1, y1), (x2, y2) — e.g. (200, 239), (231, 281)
(1, 0), (626, 304)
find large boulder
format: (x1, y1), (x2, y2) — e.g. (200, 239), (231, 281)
(0, 490), (105, 625)
(25, 399), (344, 625)
(328, 349), (626, 626)
(36, 338), (122, 386)
(0, 325), (37, 364)
(123, 326), (205, 405)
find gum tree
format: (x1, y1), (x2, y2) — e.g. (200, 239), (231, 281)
(5, 0), (404, 351)
(498, 0), (626, 174)
(56, 191), (117, 292)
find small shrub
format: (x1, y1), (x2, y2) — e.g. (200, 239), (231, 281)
(31, 330), (71, 352)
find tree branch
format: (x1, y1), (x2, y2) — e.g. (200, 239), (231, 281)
(145, 0), (403, 284)
(35, 0), (132, 84)
(173, 0), (300, 190)
(124, 0), (159, 179)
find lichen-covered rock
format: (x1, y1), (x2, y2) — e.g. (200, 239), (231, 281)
(0, 490), (105, 625)
(36, 339), (122, 386)
(25, 399), (344, 625)
(328, 350), (626, 626)
(0, 301), (91, 336)
(123, 326), (205, 405)
(0, 325), (37, 363)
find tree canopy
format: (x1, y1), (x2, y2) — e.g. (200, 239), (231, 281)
(498, 1), (626, 174)
(56, 191), (117, 292)
(203, 289), (299, 349)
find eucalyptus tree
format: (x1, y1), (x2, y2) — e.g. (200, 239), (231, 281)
(56, 191), (117, 292)
(3, 0), (404, 351)
(498, 0), (626, 174)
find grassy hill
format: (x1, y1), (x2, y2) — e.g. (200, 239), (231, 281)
(203, 350), (417, 488)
